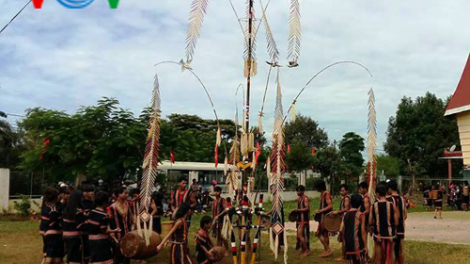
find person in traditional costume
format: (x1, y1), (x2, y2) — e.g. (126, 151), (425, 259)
(150, 191), (164, 234)
(462, 181), (469, 212)
(314, 180), (333, 258)
(170, 177), (197, 226)
(88, 191), (120, 264)
(109, 186), (133, 264)
(294, 185), (310, 256)
(195, 216), (215, 264)
(40, 186), (65, 264)
(62, 191), (86, 264)
(81, 184), (95, 262)
(433, 184), (443, 220)
(358, 182), (371, 220)
(369, 182), (399, 264)
(334, 184), (351, 261)
(340, 194), (367, 264)
(387, 180), (407, 264)
(211, 186), (229, 250)
(157, 202), (193, 264)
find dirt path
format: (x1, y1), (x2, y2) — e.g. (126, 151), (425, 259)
(285, 211), (470, 245)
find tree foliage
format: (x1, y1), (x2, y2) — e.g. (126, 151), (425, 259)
(384, 93), (461, 177)
(285, 114), (329, 149)
(18, 98), (243, 183)
(0, 120), (25, 168)
(339, 132), (365, 179)
(376, 154), (401, 178)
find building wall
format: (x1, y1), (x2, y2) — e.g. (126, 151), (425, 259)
(0, 169), (10, 212)
(458, 111), (470, 167)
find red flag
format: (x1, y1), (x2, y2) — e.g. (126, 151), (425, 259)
(311, 147), (316, 156)
(39, 137), (50, 161)
(32, 0), (44, 9)
(214, 145), (219, 168)
(170, 151), (175, 164)
(287, 143), (291, 154)
(254, 143), (262, 164)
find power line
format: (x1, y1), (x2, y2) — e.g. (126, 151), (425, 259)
(0, 0), (32, 36)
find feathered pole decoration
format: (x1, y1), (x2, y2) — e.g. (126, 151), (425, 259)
(287, 0), (301, 67)
(185, 0), (210, 65)
(260, 0), (279, 64)
(269, 68), (288, 264)
(139, 74), (161, 244)
(366, 88), (377, 259)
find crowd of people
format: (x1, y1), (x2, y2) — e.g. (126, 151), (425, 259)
(290, 180), (408, 264)
(421, 181), (469, 218)
(39, 177), (221, 264)
(39, 177), (409, 264)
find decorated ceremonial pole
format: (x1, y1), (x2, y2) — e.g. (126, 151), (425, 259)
(366, 88), (377, 259)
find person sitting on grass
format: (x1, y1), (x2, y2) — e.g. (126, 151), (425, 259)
(340, 194), (367, 264)
(195, 216), (216, 264)
(370, 182), (399, 264)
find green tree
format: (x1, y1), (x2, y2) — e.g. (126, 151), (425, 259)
(286, 137), (312, 173)
(0, 120), (24, 168)
(376, 155), (401, 178)
(384, 93), (461, 177)
(285, 114), (329, 150)
(19, 98), (147, 182)
(339, 132), (365, 179)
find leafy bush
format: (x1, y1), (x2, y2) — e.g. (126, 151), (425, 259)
(13, 195), (32, 216)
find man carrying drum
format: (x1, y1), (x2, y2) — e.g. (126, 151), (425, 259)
(314, 180), (333, 258)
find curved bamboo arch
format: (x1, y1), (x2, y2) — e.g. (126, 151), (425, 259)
(282, 61), (373, 125)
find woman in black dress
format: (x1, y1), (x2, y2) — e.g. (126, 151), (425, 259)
(41, 186), (65, 264)
(62, 191), (86, 264)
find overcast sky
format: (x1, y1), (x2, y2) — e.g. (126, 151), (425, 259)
(1, 0), (470, 149)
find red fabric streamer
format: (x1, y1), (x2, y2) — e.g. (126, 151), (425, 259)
(170, 151), (175, 164)
(214, 145), (219, 168)
(287, 143), (291, 154)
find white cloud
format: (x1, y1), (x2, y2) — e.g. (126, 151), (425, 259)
(1, 0), (470, 149)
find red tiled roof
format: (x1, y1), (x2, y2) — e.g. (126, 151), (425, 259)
(445, 53), (470, 116)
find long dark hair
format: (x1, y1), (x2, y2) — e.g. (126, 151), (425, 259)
(63, 191), (83, 220)
(174, 202), (190, 220)
(43, 186), (59, 206)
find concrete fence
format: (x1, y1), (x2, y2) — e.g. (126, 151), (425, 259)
(0, 169), (10, 212)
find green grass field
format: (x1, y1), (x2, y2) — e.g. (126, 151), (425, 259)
(1, 211), (470, 264)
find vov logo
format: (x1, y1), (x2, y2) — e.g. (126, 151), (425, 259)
(32, 0), (120, 9)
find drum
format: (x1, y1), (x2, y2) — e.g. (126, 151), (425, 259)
(209, 246), (226, 262)
(288, 211), (298, 222)
(120, 231), (162, 260)
(431, 190), (438, 200)
(323, 213), (342, 232)
(161, 221), (174, 238)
